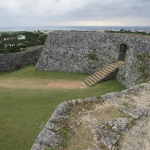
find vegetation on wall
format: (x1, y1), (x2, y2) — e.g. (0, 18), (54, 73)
(70, 54), (76, 59)
(85, 53), (98, 61)
(0, 31), (47, 54)
(135, 51), (150, 78)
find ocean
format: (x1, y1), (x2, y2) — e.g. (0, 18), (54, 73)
(0, 26), (150, 32)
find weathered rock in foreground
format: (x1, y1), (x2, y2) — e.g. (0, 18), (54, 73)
(31, 82), (150, 150)
(31, 102), (69, 150)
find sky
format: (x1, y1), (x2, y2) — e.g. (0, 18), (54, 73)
(0, 0), (150, 27)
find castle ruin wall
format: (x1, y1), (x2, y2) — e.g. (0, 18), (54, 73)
(0, 45), (43, 72)
(36, 31), (150, 87)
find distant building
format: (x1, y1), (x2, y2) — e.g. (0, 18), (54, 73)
(4, 37), (16, 41)
(18, 35), (26, 40)
(4, 44), (15, 48)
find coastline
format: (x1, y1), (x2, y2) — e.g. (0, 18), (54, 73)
(0, 25), (150, 32)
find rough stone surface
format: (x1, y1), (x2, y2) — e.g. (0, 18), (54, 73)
(100, 92), (119, 101)
(31, 102), (69, 150)
(119, 107), (143, 118)
(36, 31), (150, 87)
(70, 125), (77, 133)
(77, 99), (84, 104)
(0, 45), (43, 72)
(140, 82), (150, 89)
(31, 128), (63, 150)
(129, 85), (141, 91)
(91, 117), (132, 149)
(120, 117), (150, 150)
(31, 82), (150, 150)
(109, 117), (132, 131)
(45, 122), (58, 132)
(68, 99), (76, 106)
(85, 97), (98, 102)
(49, 101), (69, 123)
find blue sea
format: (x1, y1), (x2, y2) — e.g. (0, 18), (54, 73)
(0, 26), (150, 32)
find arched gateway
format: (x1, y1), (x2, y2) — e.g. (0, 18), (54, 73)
(118, 44), (127, 61)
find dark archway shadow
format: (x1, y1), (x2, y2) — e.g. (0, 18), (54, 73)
(118, 44), (127, 61)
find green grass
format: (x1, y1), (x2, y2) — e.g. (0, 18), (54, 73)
(0, 65), (125, 150)
(0, 65), (88, 81)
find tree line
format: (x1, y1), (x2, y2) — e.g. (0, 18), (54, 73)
(106, 28), (150, 35)
(0, 31), (47, 54)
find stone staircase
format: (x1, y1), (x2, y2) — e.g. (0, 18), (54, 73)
(83, 61), (124, 87)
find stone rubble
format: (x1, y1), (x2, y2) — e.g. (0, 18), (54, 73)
(91, 117), (132, 149)
(120, 116), (150, 150)
(85, 97), (99, 102)
(31, 82), (150, 150)
(31, 102), (69, 150)
(49, 101), (69, 123)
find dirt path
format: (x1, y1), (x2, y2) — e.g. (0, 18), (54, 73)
(66, 101), (126, 150)
(0, 79), (88, 89)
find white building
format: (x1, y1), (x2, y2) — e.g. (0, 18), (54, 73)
(17, 35), (26, 40)
(4, 37), (16, 41)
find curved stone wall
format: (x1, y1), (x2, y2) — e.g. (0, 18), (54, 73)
(0, 45), (43, 72)
(31, 82), (150, 150)
(36, 31), (150, 87)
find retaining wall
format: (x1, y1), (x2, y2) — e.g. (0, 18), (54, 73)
(0, 45), (43, 72)
(36, 31), (150, 87)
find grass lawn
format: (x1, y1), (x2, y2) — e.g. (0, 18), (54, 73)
(0, 65), (125, 150)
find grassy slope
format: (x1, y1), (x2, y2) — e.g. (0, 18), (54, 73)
(0, 65), (125, 150)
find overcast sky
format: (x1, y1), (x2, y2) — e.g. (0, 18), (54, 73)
(0, 0), (150, 27)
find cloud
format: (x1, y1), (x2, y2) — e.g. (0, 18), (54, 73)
(0, 0), (150, 27)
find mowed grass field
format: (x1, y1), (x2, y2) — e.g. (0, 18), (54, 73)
(0, 65), (125, 150)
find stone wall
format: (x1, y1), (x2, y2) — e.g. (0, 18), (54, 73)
(36, 31), (150, 87)
(116, 36), (150, 87)
(37, 31), (120, 74)
(0, 45), (43, 72)
(31, 82), (150, 150)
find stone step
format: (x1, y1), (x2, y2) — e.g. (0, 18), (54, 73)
(102, 69), (111, 74)
(94, 73), (104, 79)
(104, 67), (114, 72)
(83, 79), (93, 86)
(106, 65), (118, 70)
(101, 61), (123, 71)
(88, 76), (98, 83)
(94, 72), (105, 78)
(109, 63), (119, 68)
(96, 71), (108, 76)
(83, 61), (124, 87)
(112, 61), (122, 65)
(115, 61), (124, 65)
(84, 78), (94, 85)
(85, 78), (95, 85)
(91, 74), (101, 81)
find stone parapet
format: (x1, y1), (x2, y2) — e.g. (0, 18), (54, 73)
(0, 45), (43, 72)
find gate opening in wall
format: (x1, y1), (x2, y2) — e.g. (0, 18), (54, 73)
(118, 44), (127, 61)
